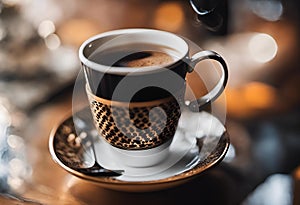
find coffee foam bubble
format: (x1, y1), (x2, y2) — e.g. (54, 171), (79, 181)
(125, 51), (174, 67)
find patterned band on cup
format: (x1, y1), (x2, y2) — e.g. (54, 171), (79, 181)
(86, 89), (181, 150)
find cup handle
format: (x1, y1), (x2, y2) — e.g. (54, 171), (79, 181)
(187, 50), (228, 110)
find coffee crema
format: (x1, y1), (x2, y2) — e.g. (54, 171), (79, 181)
(88, 43), (176, 68)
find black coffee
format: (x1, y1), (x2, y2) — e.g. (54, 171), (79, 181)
(86, 43), (187, 102)
(88, 44), (175, 67)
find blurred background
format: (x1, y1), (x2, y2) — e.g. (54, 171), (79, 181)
(0, 0), (300, 204)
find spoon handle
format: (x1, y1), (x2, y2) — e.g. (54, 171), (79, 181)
(74, 162), (123, 177)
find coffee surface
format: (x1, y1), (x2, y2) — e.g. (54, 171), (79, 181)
(114, 51), (173, 67)
(89, 44), (175, 68)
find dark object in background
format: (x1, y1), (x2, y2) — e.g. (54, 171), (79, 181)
(190, 0), (229, 35)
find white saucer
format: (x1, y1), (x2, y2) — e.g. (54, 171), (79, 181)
(94, 129), (197, 181)
(49, 108), (230, 192)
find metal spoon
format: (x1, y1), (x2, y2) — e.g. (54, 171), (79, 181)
(52, 111), (123, 177)
(72, 134), (123, 176)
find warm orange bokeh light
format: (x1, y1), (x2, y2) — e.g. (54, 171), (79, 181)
(153, 2), (184, 32)
(57, 18), (103, 47)
(295, 166), (300, 179)
(243, 82), (277, 109)
(226, 82), (278, 118)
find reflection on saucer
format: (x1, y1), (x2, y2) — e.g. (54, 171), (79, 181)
(49, 108), (230, 192)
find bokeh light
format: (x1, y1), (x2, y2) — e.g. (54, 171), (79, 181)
(0, 20), (7, 41)
(243, 82), (277, 109)
(2, 0), (22, 6)
(248, 33), (278, 63)
(296, 167), (300, 179)
(223, 144), (236, 162)
(7, 135), (24, 150)
(38, 20), (56, 38)
(57, 18), (102, 47)
(250, 0), (283, 21)
(9, 158), (25, 177)
(45, 33), (61, 50)
(154, 2), (184, 32)
(0, 104), (11, 127)
(20, 0), (63, 27)
(226, 82), (278, 118)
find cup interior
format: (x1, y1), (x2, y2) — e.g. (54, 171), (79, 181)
(79, 29), (189, 75)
